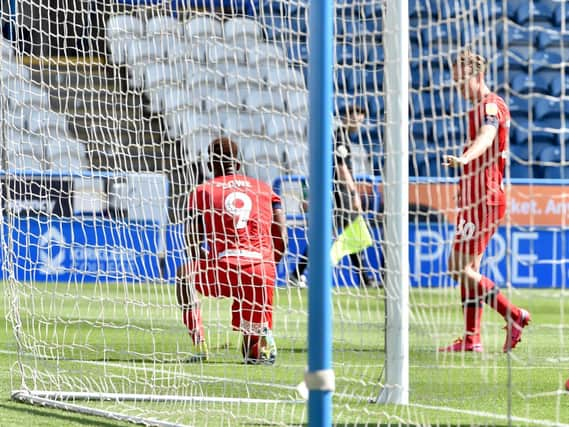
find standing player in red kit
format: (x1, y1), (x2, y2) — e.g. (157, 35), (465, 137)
(176, 137), (287, 364)
(440, 49), (530, 353)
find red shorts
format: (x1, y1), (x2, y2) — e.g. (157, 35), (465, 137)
(189, 259), (276, 334)
(453, 203), (505, 255)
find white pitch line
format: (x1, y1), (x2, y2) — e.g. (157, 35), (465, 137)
(408, 403), (569, 427)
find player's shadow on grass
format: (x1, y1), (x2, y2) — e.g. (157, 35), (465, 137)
(0, 402), (123, 426)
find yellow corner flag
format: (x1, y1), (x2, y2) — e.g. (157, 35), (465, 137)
(330, 214), (373, 266)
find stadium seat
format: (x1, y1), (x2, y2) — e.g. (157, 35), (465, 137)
(105, 14), (145, 65)
(260, 0), (289, 16)
(244, 88), (286, 111)
(543, 166), (569, 180)
(4, 129), (45, 159)
(2, 78), (50, 108)
(245, 160), (283, 186)
(167, 39), (202, 62)
(157, 87), (202, 115)
(0, 36), (13, 59)
(264, 65), (305, 89)
(9, 108), (68, 135)
(511, 73), (550, 95)
(432, 117), (464, 147)
(536, 32), (569, 57)
(222, 110), (264, 137)
(0, 60), (30, 81)
(335, 18), (366, 40)
(549, 74), (569, 98)
(142, 62), (181, 90)
(186, 63), (224, 90)
(246, 43), (287, 66)
(554, 3), (569, 28)
(264, 113), (306, 139)
(421, 23), (465, 55)
(181, 129), (217, 161)
(365, 45), (383, 66)
(534, 98), (569, 127)
(511, 1), (555, 27)
(497, 23), (533, 56)
(409, 0), (437, 21)
(223, 17), (264, 44)
(145, 15), (183, 53)
(241, 137), (282, 162)
(124, 39), (166, 88)
(45, 137), (87, 163)
(510, 163), (534, 179)
(362, 69), (383, 92)
(285, 41), (309, 64)
(206, 42), (246, 65)
(183, 15), (223, 40)
(285, 89), (308, 114)
(336, 43), (365, 65)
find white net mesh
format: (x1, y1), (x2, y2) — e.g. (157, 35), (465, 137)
(2, 0), (569, 425)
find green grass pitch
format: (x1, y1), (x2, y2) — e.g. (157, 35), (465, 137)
(1, 282), (568, 426)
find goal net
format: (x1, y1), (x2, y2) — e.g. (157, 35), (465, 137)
(1, 0), (568, 426)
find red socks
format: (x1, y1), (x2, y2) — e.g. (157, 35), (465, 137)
(182, 308), (205, 344)
(478, 276), (521, 321)
(461, 285), (483, 344)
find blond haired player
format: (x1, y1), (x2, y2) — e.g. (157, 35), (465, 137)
(440, 49), (530, 353)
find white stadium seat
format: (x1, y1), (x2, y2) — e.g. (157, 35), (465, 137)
(202, 87), (241, 111)
(244, 88), (286, 111)
(143, 62), (182, 90)
(264, 65), (306, 89)
(181, 129), (216, 160)
(223, 18), (264, 44)
(4, 129), (45, 159)
(184, 63), (224, 90)
(246, 43), (286, 66)
(2, 79), (50, 108)
(221, 110), (264, 136)
(105, 15), (145, 65)
(125, 39), (167, 88)
(206, 42), (246, 65)
(159, 87), (202, 114)
(240, 137), (282, 162)
(145, 15), (184, 38)
(168, 39), (203, 62)
(183, 15), (223, 40)
(222, 64), (262, 90)
(165, 109), (214, 139)
(264, 113), (306, 139)
(0, 36), (14, 59)
(285, 89), (308, 114)
(0, 61), (31, 81)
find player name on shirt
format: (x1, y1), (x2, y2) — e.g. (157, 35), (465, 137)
(213, 179), (253, 190)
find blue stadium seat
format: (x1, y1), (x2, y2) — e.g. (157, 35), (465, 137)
(534, 98), (569, 128)
(362, 1), (382, 19)
(549, 75), (569, 98)
(539, 145), (563, 163)
(506, 0), (528, 20)
(285, 41), (308, 64)
(544, 166), (569, 179)
(532, 51), (563, 70)
(335, 67), (364, 93)
(511, 73), (550, 95)
(554, 3), (569, 28)
(335, 18), (366, 40)
(262, 15), (288, 41)
(362, 69), (384, 91)
(336, 43), (365, 65)
(512, 126), (557, 148)
(260, 0), (288, 16)
(510, 163), (534, 179)
(366, 95), (384, 121)
(497, 23), (533, 53)
(474, 1), (503, 23)
(536, 32), (569, 57)
(422, 23), (475, 55)
(432, 117), (464, 144)
(409, 0), (438, 21)
(511, 1), (555, 27)
(365, 45), (384, 66)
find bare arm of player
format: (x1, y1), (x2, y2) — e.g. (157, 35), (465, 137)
(443, 124), (497, 168)
(335, 162), (362, 212)
(271, 207), (287, 264)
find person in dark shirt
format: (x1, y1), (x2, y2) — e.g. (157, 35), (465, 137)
(289, 104), (380, 289)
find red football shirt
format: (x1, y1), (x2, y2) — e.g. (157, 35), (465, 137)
(460, 92), (510, 208)
(188, 174), (281, 265)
